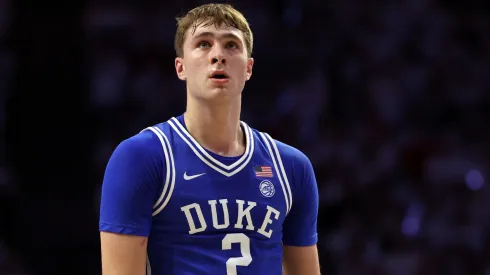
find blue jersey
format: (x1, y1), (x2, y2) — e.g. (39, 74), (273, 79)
(99, 114), (318, 275)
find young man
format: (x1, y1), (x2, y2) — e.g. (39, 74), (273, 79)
(99, 3), (320, 275)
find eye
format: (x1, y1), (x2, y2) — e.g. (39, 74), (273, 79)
(197, 41), (211, 48)
(225, 41), (239, 49)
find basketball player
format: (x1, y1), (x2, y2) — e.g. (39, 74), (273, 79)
(99, 3), (321, 275)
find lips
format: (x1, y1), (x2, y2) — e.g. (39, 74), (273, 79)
(209, 70), (229, 79)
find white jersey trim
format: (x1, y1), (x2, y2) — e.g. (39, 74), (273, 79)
(263, 132), (293, 210)
(168, 118), (254, 177)
(169, 117), (253, 171)
(140, 126), (176, 216)
(146, 254), (152, 275)
(259, 132), (292, 214)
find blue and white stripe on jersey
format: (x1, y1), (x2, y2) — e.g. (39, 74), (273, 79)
(259, 132), (293, 215)
(167, 117), (255, 177)
(140, 126), (176, 217)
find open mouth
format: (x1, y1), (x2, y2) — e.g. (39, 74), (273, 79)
(211, 74), (228, 79)
(210, 71), (229, 80)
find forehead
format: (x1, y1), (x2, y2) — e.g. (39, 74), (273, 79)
(185, 22), (245, 43)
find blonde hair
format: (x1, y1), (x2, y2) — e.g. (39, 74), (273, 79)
(174, 3), (253, 58)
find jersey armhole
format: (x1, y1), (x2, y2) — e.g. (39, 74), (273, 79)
(258, 132), (293, 216)
(141, 126), (176, 217)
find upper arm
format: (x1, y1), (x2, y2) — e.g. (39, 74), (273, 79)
(99, 130), (163, 274)
(281, 148), (320, 274)
(282, 149), (319, 247)
(100, 232), (148, 275)
(283, 245), (321, 275)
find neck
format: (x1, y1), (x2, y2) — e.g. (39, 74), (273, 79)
(184, 96), (245, 157)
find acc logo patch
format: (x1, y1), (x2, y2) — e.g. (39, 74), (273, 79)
(259, 180), (275, 198)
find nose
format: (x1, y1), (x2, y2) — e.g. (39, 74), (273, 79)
(211, 56), (225, 65)
(210, 45), (226, 65)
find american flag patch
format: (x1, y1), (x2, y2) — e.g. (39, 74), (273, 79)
(254, 165), (273, 178)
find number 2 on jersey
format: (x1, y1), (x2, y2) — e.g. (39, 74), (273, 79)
(222, 233), (252, 275)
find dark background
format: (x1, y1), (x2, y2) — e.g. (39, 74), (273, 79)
(2, 0), (490, 274)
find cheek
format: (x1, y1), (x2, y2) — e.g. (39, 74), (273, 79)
(185, 54), (206, 72)
(186, 66), (205, 83)
(233, 59), (249, 77)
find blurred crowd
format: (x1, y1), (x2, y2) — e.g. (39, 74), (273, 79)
(3, 0), (490, 274)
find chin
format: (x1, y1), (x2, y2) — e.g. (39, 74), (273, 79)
(198, 87), (240, 102)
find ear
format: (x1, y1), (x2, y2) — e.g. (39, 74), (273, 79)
(175, 57), (186, 81)
(245, 57), (254, 81)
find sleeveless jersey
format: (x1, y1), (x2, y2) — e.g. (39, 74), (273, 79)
(99, 114), (318, 275)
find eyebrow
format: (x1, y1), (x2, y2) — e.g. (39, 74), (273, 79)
(192, 32), (242, 42)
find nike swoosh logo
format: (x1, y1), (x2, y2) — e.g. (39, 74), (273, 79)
(183, 172), (206, 180)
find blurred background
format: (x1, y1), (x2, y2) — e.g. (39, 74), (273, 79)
(2, 0), (490, 274)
